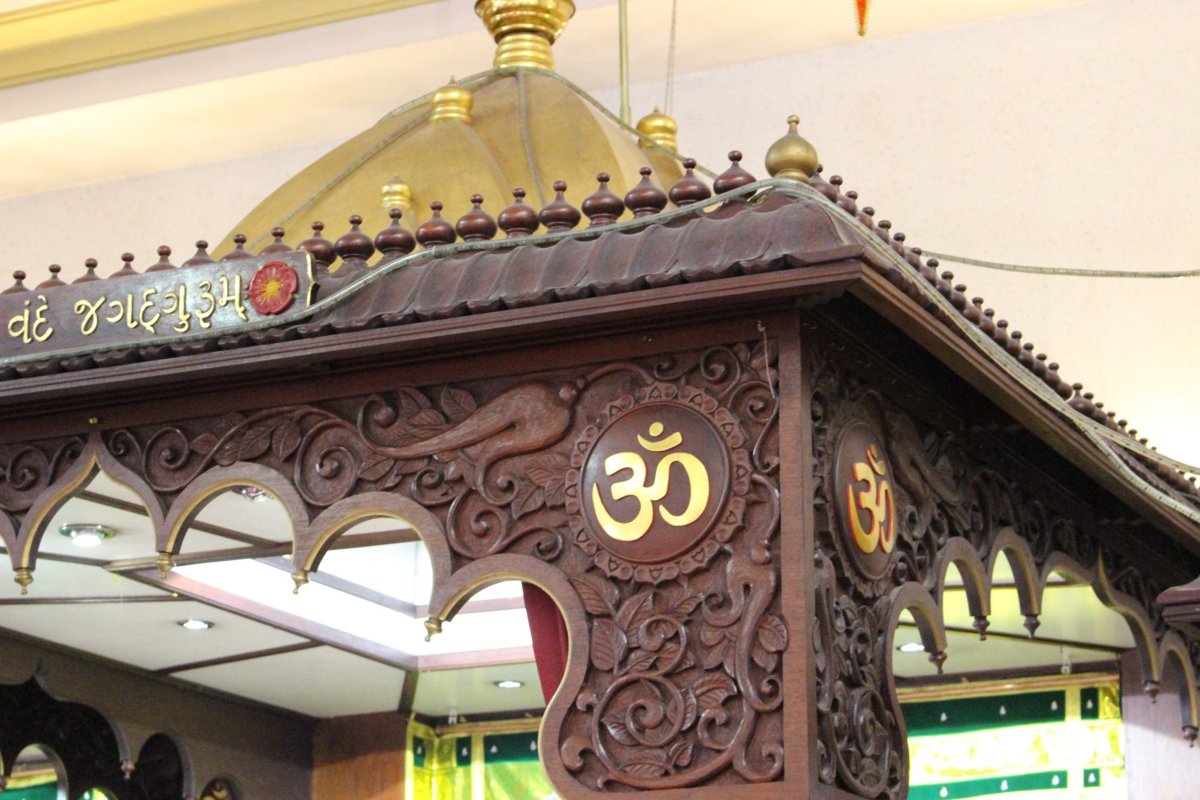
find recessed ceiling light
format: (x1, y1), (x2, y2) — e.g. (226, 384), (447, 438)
(494, 680), (524, 689)
(178, 619), (214, 631)
(58, 523), (116, 548)
(232, 485), (273, 502)
(896, 642), (926, 653)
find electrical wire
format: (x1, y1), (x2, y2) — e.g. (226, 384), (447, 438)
(923, 251), (1200, 279)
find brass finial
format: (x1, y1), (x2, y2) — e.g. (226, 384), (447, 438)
(424, 615), (443, 642)
(475, 0), (575, 70)
(381, 175), (413, 212)
(764, 114), (819, 182)
(13, 568), (32, 595)
(155, 551), (174, 579)
(292, 569), (309, 595)
(636, 107), (679, 151)
(431, 78), (473, 123)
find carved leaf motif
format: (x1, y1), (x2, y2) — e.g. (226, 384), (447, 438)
(215, 438), (240, 467)
(272, 419), (302, 460)
(757, 614), (788, 653)
(441, 386), (477, 422)
(407, 409), (449, 438)
(358, 455), (394, 482)
(603, 714), (638, 746)
(590, 619), (627, 672)
(699, 626), (735, 672)
(512, 482), (546, 520)
(660, 585), (703, 620)
(693, 673), (737, 711)
(670, 739), (695, 768)
(623, 751), (670, 778)
(623, 648), (658, 674)
(615, 590), (655, 644)
(752, 643), (779, 673)
(527, 452), (571, 508)
(238, 425), (273, 461)
(569, 576), (615, 617)
(680, 689), (698, 731)
(191, 433), (218, 455)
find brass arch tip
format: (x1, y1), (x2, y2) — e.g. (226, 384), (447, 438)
(292, 570), (309, 594)
(14, 568), (32, 595)
(155, 552), (174, 579)
(424, 616), (443, 642)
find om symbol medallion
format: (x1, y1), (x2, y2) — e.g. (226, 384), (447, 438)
(834, 420), (898, 580)
(581, 403), (730, 564)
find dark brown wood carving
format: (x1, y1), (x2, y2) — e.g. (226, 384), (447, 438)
(2, 340), (784, 796)
(809, 332), (1200, 799)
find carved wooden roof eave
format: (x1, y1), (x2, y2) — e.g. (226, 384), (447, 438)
(1, 178), (1197, 551)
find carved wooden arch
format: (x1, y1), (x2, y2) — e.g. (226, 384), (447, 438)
(0, 335), (788, 797)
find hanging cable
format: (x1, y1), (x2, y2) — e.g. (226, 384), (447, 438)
(665, 0), (678, 115)
(923, 251), (1200, 279)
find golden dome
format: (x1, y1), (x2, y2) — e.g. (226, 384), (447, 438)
(764, 115), (818, 182)
(430, 79), (473, 124)
(218, 4), (685, 257)
(636, 107), (678, 151)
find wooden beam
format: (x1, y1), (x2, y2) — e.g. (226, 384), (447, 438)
(155, 640), (322, 675)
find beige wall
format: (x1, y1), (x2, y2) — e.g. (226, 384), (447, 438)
(0, 0), (1196, 468)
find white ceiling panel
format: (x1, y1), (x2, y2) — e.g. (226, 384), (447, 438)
(414, 662), (544, 718)
(893, 627), (1118, 680)
(175, 645), (406, 718)
(0, 599), (304, 671)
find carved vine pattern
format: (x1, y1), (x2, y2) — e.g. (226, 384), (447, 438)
(91, 340), (784, 792)
(810, 340), (1200, 799)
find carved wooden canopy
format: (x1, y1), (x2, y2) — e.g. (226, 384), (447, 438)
(2, 174), (1199, 799)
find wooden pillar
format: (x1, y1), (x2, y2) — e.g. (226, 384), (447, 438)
(312, 712), (407, 800)
(1121, 650), (1200, 799)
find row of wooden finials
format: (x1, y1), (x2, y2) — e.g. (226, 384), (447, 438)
(2, 150), (1195, 497)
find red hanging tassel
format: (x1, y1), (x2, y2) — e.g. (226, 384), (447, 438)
(856, 0), (870, 36)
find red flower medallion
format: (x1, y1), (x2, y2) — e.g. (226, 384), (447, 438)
(249, 261), (299, 315)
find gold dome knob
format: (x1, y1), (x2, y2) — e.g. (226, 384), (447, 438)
(636, 107), (679, 151)
(381, 176), (413, 212)
(431, 79), (473, 124)
(765, 115), (818, 182)
(475, 0), (575, 70)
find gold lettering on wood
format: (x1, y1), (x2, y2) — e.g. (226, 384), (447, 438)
(844, 443), (896, 555)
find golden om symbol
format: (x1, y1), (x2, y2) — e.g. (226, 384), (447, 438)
(591, 421), (712, 542)
(845, 444), (896, 555)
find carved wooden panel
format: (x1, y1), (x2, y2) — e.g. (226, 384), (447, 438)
(49, 341), (785, 796)
(809, 336), (1200, 799)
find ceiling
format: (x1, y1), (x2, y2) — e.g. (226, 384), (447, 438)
(0, 0), (1173, 723)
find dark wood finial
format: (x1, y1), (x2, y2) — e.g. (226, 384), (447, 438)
(374, 207), (416, 260)
(298, 222), (335, 270)
(712, 150), (756, 195)
(582, 172), (624, 227)
(222, 233), (254, 261)
(146, 244), (176, 272)
(498, 188), (539, 238)
(539, 181), (581, 233)
(36, 264), (66, 290)
(260, 226), (292, 255)
(416, 201), (457, 247)
(2, 271), (27, 295)
(624, 166), (667, 218)
(334, 214), (376, 269)
(73, 258), (100, 284)
(181, 240), (215, 268)
(110, 252), (138, 279)
(456, 194), (498, 242)
(668, 157), (712, 207)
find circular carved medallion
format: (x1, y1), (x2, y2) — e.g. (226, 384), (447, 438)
(834, 420), (898, 580)
(566, 383), (750, 583)
(581, 402), (729, 563)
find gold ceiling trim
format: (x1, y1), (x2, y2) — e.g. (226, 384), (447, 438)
(0, 0), (436, 90)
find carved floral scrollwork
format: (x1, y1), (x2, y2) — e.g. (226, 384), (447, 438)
(0, 437), (85, 515)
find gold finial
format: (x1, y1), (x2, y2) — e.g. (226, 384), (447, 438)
(764, 114), (818, 182)
(381, 175), (413, 212)
(13, 568), (32, 595)
(431, 77), (473, 124)
(636, 106), (679, 151)
(475, 0), (575, 70)
(155, 552), (174, 579)
(292, 569), (309, 595)
(424, 615), (443, 642)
